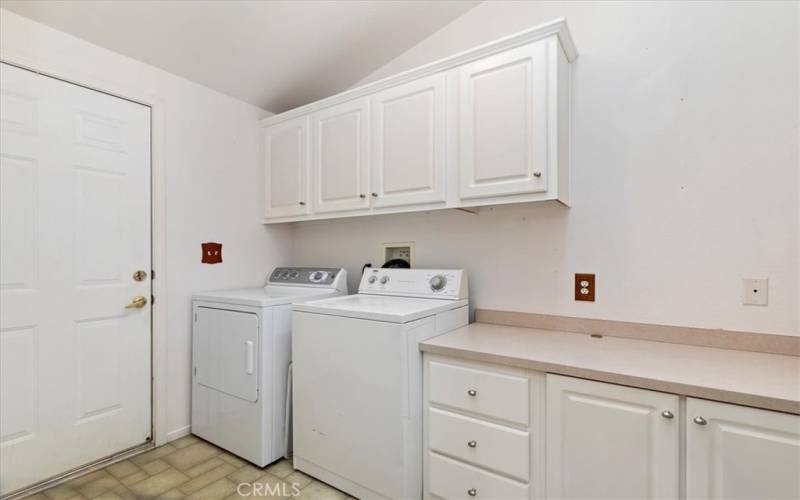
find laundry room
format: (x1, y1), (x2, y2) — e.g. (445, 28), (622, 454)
(0, 1), (798, 500)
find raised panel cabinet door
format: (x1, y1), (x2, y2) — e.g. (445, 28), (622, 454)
(370, 74), (446, 208)
(686, 398), (800, 500)
(264, 116), (310, 218)
(546, 374), (680, 500)
(312, 98), (370, 213)
(458, 41), (549, 200)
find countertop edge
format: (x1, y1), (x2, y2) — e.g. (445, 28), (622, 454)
(419, 343), (800, 415)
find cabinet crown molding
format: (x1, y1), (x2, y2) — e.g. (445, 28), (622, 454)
(260, 18), (577, 128)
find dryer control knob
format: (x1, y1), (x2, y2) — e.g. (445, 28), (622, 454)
(368, 275), (377, 284)
(430, 275), (447, 291)
(380, 275), (389, 284)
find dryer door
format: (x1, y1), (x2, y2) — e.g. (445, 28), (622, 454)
(195, 307), (260, 402)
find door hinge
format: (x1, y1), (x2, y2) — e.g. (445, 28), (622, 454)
(194, 312), (197, 322)
(193, 367), (197, 376)
(151, 294), (155, 305)
(151, 270), (155, 280)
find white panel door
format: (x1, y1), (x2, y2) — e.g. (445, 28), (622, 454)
(0, 63), (151, 495)
(370, 74), (446, 207)
(686, 398), (800, 500)
(264, 116), (310, 218)
(459, 42), (549, 200)
(312, 98), (370, 213)
(546, 374), (679, 500)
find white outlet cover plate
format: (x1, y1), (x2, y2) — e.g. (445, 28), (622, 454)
(742, 278), (768, 306)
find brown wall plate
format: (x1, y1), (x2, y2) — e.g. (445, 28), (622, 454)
(202, 242), (223, 264)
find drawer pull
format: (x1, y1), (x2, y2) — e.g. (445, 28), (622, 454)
(467, 488), (478, 497)
(467, 389), (477, 397)
(467, 440), (478, 448)
(693, 416), (707, 426)
(661, 410), (674, 419)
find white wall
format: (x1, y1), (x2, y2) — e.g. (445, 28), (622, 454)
(292, 0), (800, 336)
(0, 10), (293, 440)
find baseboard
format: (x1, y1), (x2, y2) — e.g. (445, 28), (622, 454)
(166, 425), (192, 442)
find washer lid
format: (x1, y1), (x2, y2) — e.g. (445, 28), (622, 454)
(292, 294), (468, 323)
(192, 285), (340, 307)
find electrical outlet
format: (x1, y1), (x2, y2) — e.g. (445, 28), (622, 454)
(743, 278), (768, 306)
(575, 273), (595, 302)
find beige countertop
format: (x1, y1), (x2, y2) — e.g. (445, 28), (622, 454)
(420, 323), (800, 415)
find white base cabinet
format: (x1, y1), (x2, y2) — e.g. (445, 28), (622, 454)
(546, 375), (679, 499)
(686, 398), (800, 500)
(424, 354), (800, 500)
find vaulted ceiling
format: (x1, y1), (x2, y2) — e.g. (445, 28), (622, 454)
(1, 0), (479, 113)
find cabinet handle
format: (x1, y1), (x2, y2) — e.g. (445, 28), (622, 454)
(467, 389), (477, 397)
(467, 488), (477, 497)
(693, 416), (707, 425)
(371, 192), (378, 197)
(533, 172), (542, 178)
(359, 194), (366, 198)
(467, 440), (477, 448)
(661, 410), (674, 419)
(299, 201), (306, 206)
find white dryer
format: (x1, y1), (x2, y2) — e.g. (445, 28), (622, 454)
(191, 267), (347, 466)
(292, 268), (468, 500)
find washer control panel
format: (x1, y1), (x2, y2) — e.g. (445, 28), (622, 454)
(359, 268), (467, 299)
(268, 267), (342, 285)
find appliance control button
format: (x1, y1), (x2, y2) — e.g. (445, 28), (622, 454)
(310, 271), (326, 282)
(368, 275), (377, 284)
(380, 275), (390, 284)
(430, 274), (447, 291)
(289, 270), (299, 279)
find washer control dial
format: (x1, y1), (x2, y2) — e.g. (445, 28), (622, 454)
(380, 275), (390, 285)
(430, 274), (447, 291)
(367, 275), (377, 284)
(309, 271), (327, 283)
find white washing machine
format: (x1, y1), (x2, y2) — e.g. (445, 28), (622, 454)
(292, 268), (468, 500)
(191, 267), (347, 467)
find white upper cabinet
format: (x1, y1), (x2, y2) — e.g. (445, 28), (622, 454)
(370, 73), (447, 208)
(546, 374), (680, 500)
(264, 116), (310, 218)
(312, 98), (370, 213)
(458, 42), (549, 200)
(261, 19), (577, 223)
(686, 398), (800, 500)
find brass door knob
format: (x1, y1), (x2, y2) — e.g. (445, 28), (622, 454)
(125, 296), (148, 309)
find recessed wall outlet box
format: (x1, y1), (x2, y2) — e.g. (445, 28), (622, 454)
(742, 278), (768, 306)
(574, 273), (595, 302)
(382, 242), (415, 267)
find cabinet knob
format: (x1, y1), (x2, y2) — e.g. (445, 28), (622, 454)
(299, 201), (306, 206)
(693, 416), (707, 426)
(661, 410), (674, 419)
(371, 192), (378, 197)
(359, 194), (366, 198)
(467, 440), (477, 448)
(467, 488), (477, 497)
(467, 389), (477, 397)
(533, 172), (542, 178)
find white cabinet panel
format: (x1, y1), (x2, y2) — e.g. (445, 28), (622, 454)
(312, 98), (370, 213)
(371, 74), (446, 207)
(264, 116), (310, 218)
(686, 398), (800, 500)
(458, 42), (549, 200)
(428, 360), (529, 426)
(428, 452), (529, 500)
(546, 374), (679, 500)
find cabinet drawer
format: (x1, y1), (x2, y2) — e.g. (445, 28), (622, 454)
(429, 452), (529, 500)
(429, 360), (529, 425)
(429, 408), (529, 481)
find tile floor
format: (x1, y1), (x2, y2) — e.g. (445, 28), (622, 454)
(27, 435), (354, 500)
